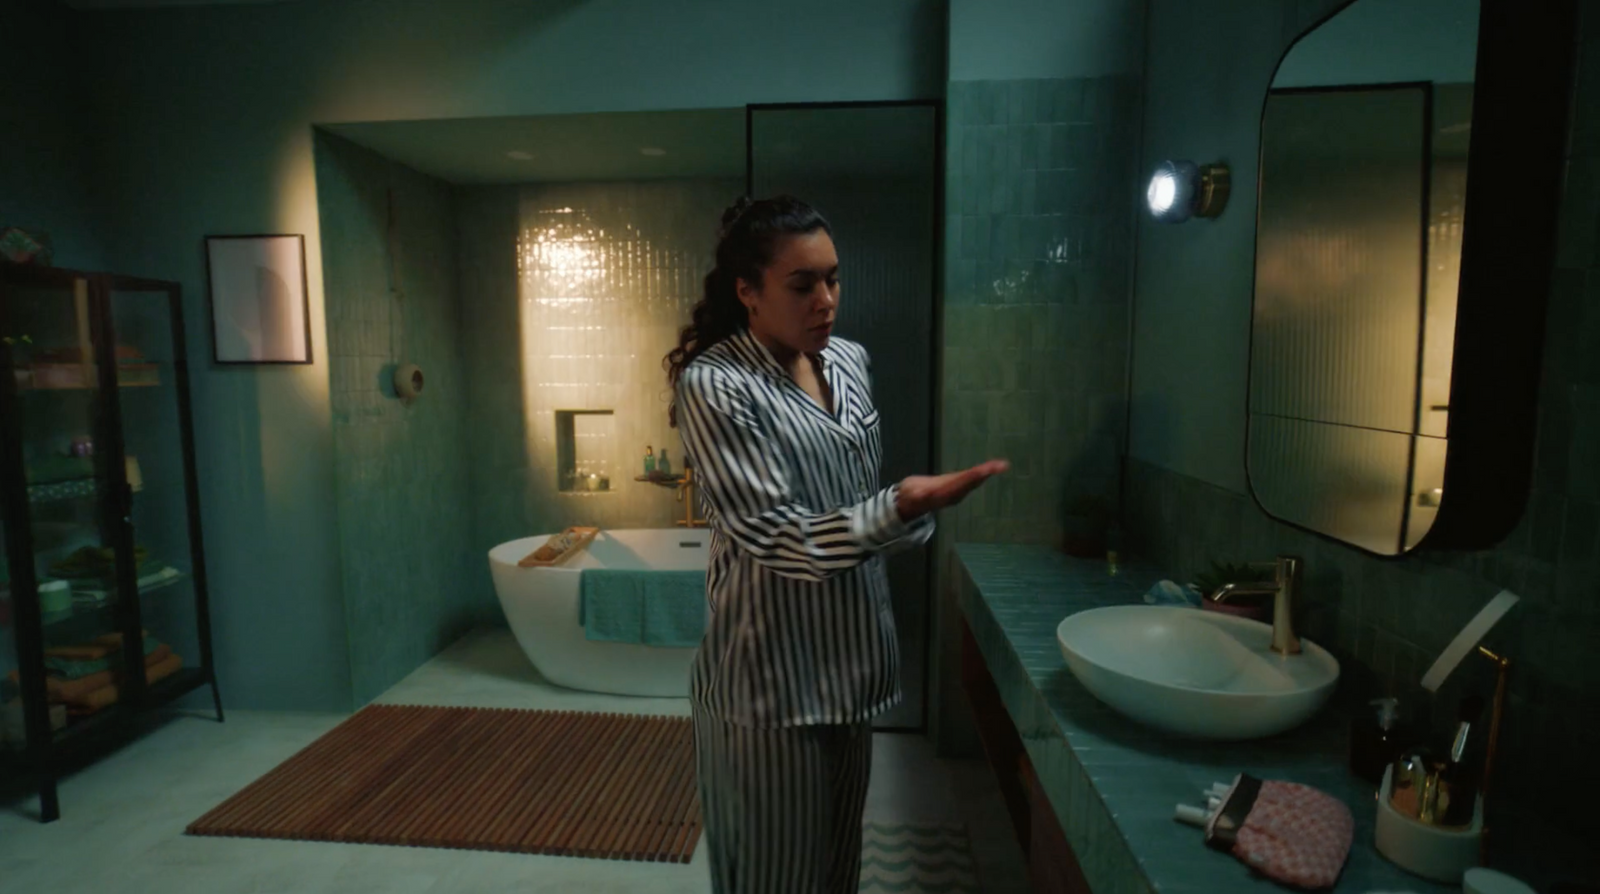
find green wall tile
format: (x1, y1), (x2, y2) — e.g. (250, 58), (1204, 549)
(316, 131), (481, 706)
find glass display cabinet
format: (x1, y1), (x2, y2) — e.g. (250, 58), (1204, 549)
(0, 264), (220, 822)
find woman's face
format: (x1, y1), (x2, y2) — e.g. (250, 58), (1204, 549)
(739, 229), (840, 358)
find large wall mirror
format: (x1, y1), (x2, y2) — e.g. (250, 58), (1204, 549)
(1248, 0), (1576, 555)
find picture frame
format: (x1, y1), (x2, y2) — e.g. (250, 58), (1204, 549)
(205, 234), (312, 364)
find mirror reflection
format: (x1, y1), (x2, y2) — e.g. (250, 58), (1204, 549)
(1249, 0), (1478, 555)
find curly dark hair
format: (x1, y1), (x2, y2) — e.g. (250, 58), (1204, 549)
(664, 195), (831, 427)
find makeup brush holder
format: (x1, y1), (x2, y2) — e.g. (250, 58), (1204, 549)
(1376, 765), (1483, 883)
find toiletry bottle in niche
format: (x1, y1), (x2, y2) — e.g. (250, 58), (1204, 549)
(644, 446), (656, 476)
(658, 449), (672, 476)
(1105, 521), (1124, 577)
(1351, 697), (1411, 785)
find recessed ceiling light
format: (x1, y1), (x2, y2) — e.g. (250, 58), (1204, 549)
(506, 150), (534, 161)
(640, 147), (667, 157)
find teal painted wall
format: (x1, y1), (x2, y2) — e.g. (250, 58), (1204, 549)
(1126, 0), (1600, 863)
(947, 0), (1142, 81)
(1129, 0), (1337, 492)
(933, 0), (1145, 755)
(314, 132), (482, 707)
(68, 0), (942, 709)
(0, 0), (103, 269)
(1273, 0), (1478, 88)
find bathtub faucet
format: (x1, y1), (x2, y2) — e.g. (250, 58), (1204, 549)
(676, 467), (708, 528)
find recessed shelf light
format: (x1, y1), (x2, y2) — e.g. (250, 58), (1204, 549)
(507, 150), (534, 161)
(640, 147), (667, 157)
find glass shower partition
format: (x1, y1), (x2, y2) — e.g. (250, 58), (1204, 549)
(747, 102), (941, 730)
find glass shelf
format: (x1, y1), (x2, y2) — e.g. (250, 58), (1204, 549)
(27, 476), (145, 506)
(31, 569), (185, 644)
(26, 478), (96, 504)
(49, 666), (205, 747)
(15, 364), (160, 391)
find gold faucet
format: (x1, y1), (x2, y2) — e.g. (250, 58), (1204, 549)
(675, 467), (708, 528)
(1210, 556), (1302, 655)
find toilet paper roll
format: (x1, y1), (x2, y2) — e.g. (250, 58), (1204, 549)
(394, 363), (424, 401)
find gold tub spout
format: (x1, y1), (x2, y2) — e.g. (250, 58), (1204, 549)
(676, 467), (708, 528)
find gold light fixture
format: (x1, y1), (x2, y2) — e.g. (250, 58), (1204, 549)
(1146, 160), (1231, 222)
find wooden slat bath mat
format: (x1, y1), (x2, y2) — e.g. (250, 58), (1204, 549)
(186, 705), (702, 862)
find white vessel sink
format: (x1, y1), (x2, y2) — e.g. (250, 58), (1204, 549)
(1056, 605), (1340, 741)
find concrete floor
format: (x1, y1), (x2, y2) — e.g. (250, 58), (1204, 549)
(1, 629), (1029, 893)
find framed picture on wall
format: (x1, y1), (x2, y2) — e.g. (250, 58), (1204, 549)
(205, 234), (312, 364)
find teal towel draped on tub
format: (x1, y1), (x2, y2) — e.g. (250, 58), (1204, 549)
(578, 569), (708, 647)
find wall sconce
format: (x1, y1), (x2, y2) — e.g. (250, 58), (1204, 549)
(1146, 160), (1231, 223)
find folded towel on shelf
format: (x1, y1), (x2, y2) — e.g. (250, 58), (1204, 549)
(69, 651), (183, 714)
(44, 635), (159, 679)
(579, 570), (708, 647)
(7, 644), (172, 703)
(44, 641), (117, 662)
(43, 629), (150, 662)
(9, 643), (172, 702)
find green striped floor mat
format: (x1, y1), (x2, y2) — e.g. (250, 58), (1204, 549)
(860, 822), (980, 893)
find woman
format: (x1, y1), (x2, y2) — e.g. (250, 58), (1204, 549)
(665, 195), (1007, 893)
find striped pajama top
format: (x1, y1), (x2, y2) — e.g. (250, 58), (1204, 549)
(675, 329), (934, 728)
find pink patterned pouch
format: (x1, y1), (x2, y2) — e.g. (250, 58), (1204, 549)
(1206, 776), (1354, 889)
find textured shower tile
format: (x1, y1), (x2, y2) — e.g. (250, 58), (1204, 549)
(455, 179), (737, 548)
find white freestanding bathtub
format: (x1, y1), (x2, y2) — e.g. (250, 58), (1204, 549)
(488, 528), (711, 697)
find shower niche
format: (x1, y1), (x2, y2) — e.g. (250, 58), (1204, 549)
(556, 409), (614, 493)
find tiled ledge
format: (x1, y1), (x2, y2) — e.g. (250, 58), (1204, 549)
(956, 543), (1455, 893)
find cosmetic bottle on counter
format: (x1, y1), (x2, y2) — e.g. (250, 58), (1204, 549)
(658, 449), (672, 476)
(1351, 697), (1412, 784)
(1105, 522), (1124, 577)
(644, 446), (656, 475)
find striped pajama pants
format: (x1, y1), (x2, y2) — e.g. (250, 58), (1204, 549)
(692, 704), (873, 894)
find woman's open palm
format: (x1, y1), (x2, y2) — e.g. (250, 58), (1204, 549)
(897, 460), (1009, 520)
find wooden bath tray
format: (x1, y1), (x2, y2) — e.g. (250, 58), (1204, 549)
(518, 526), (600, 567)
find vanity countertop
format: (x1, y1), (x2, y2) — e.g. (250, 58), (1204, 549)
(956, 542), (1456, 894)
